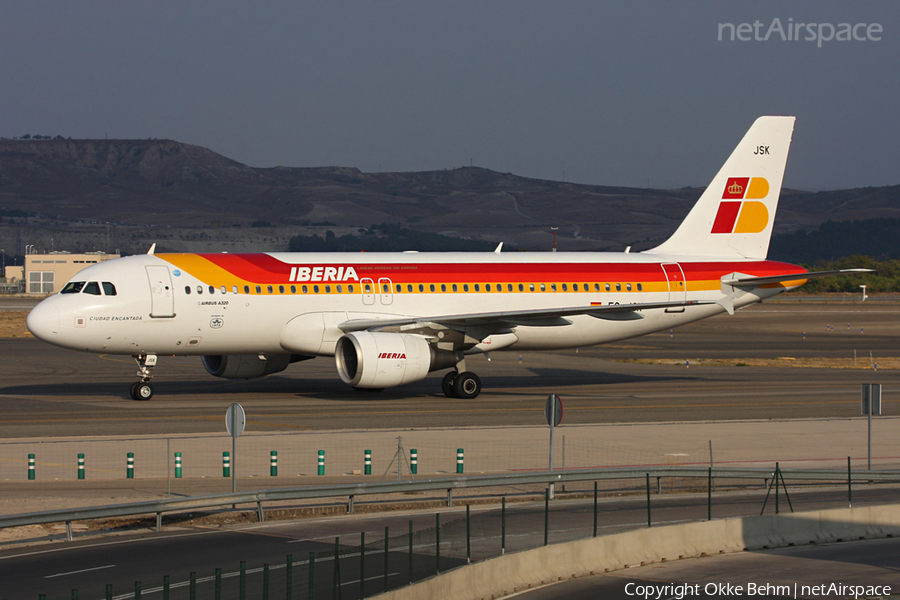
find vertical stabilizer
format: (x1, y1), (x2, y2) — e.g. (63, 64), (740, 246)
(645, 116), (795, 259)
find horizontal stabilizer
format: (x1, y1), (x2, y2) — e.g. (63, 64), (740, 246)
(722, 268), (873, 287)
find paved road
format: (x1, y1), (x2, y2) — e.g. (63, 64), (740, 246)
(1, 302), (898, 437)
(2, 486), (896, 599)
(514, 537), (900, 599)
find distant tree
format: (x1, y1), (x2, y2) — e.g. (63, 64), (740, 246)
(289, 224), (497, 252)
(795, 255), (894, 293)
(770, 218), (900, 264)
(22, 134), (31, 140)
(251, 220), (272, 227)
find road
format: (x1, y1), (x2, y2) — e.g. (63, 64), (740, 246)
(514, 537), (900, 599)
(2, 485), (897, 599)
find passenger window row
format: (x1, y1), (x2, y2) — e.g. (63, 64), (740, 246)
(182, 282), (646, 295)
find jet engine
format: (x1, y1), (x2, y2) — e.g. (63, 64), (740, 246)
(335, 332), (457, 389)
(202, 354), (295, 379)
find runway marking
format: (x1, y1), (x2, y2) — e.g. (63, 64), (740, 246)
(44, 564), (116, 578)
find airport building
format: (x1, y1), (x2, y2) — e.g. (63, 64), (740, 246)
(0, 265), (24, 293)
(24, 252), (120, 294)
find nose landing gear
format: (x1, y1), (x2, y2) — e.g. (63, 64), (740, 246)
(130, 354), (157, 400)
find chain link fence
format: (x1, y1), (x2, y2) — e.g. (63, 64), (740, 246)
(34, 478), (900, 600)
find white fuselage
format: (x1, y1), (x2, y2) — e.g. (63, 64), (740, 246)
(26, 251), (795, 358)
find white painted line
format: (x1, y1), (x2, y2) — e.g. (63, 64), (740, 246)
(1, 529), (222, 562)
(341, 572), (402, 586)
(45, 564), (116, 578)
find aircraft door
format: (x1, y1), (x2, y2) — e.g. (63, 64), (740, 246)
(146, 265), (175, 318)
(360, 278), (375, 305)
(379, 278), (393, 305)
(661, 263), (687, 303)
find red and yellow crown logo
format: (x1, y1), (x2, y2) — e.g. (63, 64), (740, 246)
(712, 177), (770, 234)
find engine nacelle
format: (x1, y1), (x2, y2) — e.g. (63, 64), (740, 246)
(202, 354), (293, 379)
(335, 332), (456, 389)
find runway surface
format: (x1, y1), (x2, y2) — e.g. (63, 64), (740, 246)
(0, 301), (897, 438)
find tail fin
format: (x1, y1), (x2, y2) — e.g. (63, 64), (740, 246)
(645, 116), (795, 260)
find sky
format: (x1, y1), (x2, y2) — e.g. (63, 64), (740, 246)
(1, 1), (898, 191)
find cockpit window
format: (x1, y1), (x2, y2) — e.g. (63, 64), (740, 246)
(83, 281), (102, 296)
(102, 282), (117, 296)
(61, 282), (85, 294)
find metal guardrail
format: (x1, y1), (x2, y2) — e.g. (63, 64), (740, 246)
(3, 466), (898, 540)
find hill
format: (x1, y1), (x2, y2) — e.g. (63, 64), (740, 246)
(1, 138), (899, 255)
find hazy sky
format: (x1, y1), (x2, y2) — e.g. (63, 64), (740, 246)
(2, 1), (897, 190)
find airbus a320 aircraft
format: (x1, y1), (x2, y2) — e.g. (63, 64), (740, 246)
(27, 116), (867, 400)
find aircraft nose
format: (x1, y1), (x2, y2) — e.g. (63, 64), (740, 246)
(26, 299), (60, 343)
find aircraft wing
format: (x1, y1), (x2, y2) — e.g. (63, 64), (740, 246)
(338, 299), (714, 335)
(721, 268), (873, 287)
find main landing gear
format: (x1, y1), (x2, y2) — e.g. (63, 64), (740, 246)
(130, 354), (157, 401)
(441, 369), (482, 399)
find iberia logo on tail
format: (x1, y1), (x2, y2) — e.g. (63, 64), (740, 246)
(711, 177), (770, 234)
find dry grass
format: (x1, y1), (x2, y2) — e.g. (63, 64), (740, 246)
(0, 312), (30, 338)
(619, 356), (898, 369)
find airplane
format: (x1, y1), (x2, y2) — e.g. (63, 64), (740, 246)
(26, 116), (869, 400)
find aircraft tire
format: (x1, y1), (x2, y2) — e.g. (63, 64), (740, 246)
(452, 372), (481, 399)
(135, 383), (153, 401)
(441, 371), (458, 398)
(129, 382), (140, 400)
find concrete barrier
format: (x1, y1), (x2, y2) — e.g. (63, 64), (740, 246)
(371, 505), (900, 600)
